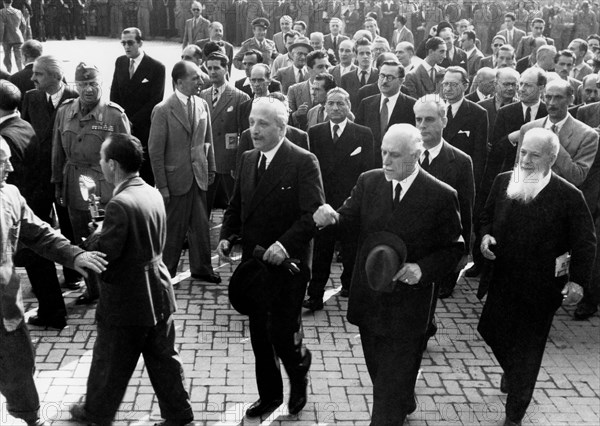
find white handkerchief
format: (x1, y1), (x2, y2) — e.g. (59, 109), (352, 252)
(458, 130), (470, 137)
(227, 106), (234, 113)
(350, 147), (362, 156)
(141, 78), (149, 83)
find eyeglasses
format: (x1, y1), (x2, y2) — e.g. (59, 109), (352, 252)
(378, 73), (399, 82)
(442, 81), (463, 89)
(120, 40), (136, 46)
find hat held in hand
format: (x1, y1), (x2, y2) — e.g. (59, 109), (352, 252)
(360, 231), (407, 293)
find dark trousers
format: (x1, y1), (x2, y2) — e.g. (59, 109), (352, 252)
(360, 327), (425, 426)
(479, 293), (557, 422)
(248, 270), (308, 400)
(207, 172), (235, 213)
(0, 323), (40, 424)
(84, 316), (193, 425)
(164, 185), (213, 277)
(307, 227), (356, 299)
(68, 207), (100, 298)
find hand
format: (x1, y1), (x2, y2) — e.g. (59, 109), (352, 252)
(562, 281), (584, 306)
(313, 204), (338, 228)
(393, 263), (422, 285)
(481, 234), (497, 260)
(508, 130), (520, 145)
(263, 243), (286, 266)
(216, 239), (233, 263)
(208, 172), (216, 186)
(55, 184), (65, 207)
(159, 187), (170, 206)
(297, 102), (309, 116)
(73, 251), (108, 278)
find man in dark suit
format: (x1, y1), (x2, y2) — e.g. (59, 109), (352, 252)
(70, 134), (193, 426)
(515, 18), (554, 60)
(477, 68), (520, 144)
(479, 35), (507, 70)
(217, 97), (325, 419)
(497, 13), (526, 51)
(194, 22), (234, 74)
(415, 95), (475, 299)
(341, 37), (379, 113)
(403, 36), (447, 100)
(110, 27), (165, 186)
(313, 123), (464, 425)
(461, 30), (484, 82)
(442, 66), (488, 191)
(148, 61), (218, 283)
(234, 50), (282, 99)
(466, 67), (496, 103)
(323, 17), (348, 63)
(572, 74), (600, 121)
(356, 60), (416, 166)
(478, 128), (595, 426)
(200, 53), (250, 212)
(303, 88), (374, 311)
(438, 26), (468, 72)
(8, 39), (42, 95)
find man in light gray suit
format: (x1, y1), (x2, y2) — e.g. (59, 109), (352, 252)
(148, 61), (219, 283)
(288, 49), (331, 126)
(330, 39), (357, 86)
(181, 1), (210, 48)
(200, 53), (250, 211)
(496, 13), (525, 51)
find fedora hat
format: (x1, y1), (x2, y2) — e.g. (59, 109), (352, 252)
(229, 257), (274, 315)
(360, 231), (407, 293)
(288, 37), (313, 53)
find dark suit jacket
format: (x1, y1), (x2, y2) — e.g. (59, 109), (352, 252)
(425, 141), (475, 252)
(324, 33), (349, 62)
(90, 177), (177, 326)
(274, 65), (311, 95)
(478, 172), (595, 310)
(465, 90), (485, 103)
(21, 86), (79, 201)
(308, 121), (374, 208)
(478, 97), (517, 144)
(576, 101), (600, 129)
(200, 84), (250, 174)
(515, 35), (554, 60)
(440, 47), (468, 71)
(443, 99), (488, 189)
(497, 28), (526, 50)
(355, 93), (417, 165)
(8, 62), (34, 94)
(110, 53), (166, 145)
(221, 139), (325, 266)
(234, 78), (282, 99)
(195, 38), (234, 73)
(1, 115), (36, 197)
(338, 169), (464, 337)
(403, 63), (445, 100)
(340, 68), (379, 113)
(478, 55), (494, 70)
(236, 126), (309, 174)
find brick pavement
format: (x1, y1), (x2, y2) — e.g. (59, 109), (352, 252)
(3, 209), (598, 426)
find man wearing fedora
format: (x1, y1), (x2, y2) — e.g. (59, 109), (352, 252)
(313, 123), (464, 425)
(217, 97), (325, 419)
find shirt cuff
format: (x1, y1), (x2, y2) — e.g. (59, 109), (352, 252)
(275, 241), (289, 257)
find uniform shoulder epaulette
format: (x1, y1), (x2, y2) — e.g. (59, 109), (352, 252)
(58, 98), (76, 108)
(241, 38), (253, 45)
(106, 101), (125, 113)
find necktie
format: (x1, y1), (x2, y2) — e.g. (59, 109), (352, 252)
(47, 95), (54, 113)
(333, 36), (337, 52)
(380, 97), (389, 135)
(507, 30), (512, 45)
(421, 150), (430, 170)
(256, 153), (266, 183)
(212, 87), (219, 107)
(360, 70), (367, 86)
(525, 106), (531, 123)
(129, 58), (135, 79)
(318, 105), (324, 123)
(551, 124), (558, 134)
(447, 104), (453, 120)
(332, 124), (339, 143)
(187, 97), (194, 131)
(298, 68), (304, 82)
(430, 66), (435, 82)
(393, 183), (401, 209)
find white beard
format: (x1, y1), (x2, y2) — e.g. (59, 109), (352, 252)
(506, 166), (547, 203)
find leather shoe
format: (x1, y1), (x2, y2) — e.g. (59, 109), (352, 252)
(438, 286), (453, 299)
(503, 417), (522, 426)
(302, 298), (323, 311)
(500, 374), (509, 393)
(339, 287), (349, 297)
(70, 404), (92, 423)
(62, 279), (83, 290)
(573, 301), (598, 320)
(75, 294), (97, 305)
(191, 272), (222, 284)
(464, 264), (481, 278)
(245, 398), (283, 418)
(28, 315), (66, 330)
(289, 349), (312, 415)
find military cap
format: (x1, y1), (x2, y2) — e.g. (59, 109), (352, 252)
(75, 62), (100, 81)
(252, 17), (270, 29)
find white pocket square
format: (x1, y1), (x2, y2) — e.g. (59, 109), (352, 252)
(141, 78), (150, 83)
(227, 106), (234, 113)
(350, 147), (362, 156)
(458, 130), (470, 137)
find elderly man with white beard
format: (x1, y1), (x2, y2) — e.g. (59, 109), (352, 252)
(477, 127), (596, 426)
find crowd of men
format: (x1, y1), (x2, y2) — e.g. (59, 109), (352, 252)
(0, 1), (599, 426)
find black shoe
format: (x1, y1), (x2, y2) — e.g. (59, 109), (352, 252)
(573, 301), (598, 320)
(75, 294), (98, 305)
(62, 279), (83, 290)
(288, 348), (312, 415)
(28, 315), (66, 330)
(302, 298), (323, 311)
(407, 395), (418, 415)
(245, 398), (283, 418)
(191, 272), (222, 284)
(464, 264), (481, 278)
(503, 417), (521, 426)
(339, 288), (349, 297)
(500, 374), (509, 393)
(438, 286), (453, 299)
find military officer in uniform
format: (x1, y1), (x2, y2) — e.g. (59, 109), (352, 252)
(234, 17), (279, 70)
(51, 63), (131, 305)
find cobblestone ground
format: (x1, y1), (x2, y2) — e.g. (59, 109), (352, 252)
(2, 209), (598, 426)
(1, 37), (599, 425)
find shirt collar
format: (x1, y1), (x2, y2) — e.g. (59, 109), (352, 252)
(48, 84), (66, 107)
(476, 88), (489, 101)
(465, 47), (476, 56)
(242, 77), (251, 87)
(422, 140), (443, 163)
(262, 137), (285, 164)
(130, 50), (144, 67)
(545, 114), (569, 132)
(175, 88), (192, 104)
(330, 118), (348, 135)
(573, 62), (586, 72)
(392, 166), (419, 199)
(449, 97), (464, 116)
(213, 82), (228, 93)
(0, 111), (19, 126)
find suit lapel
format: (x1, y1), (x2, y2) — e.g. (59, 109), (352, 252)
(169, 94), (191, 134)
(333, 123), (361, 166)
(211, 85), (233, 122)
(445, 101), (470, 140)
(418, 65), (435, 92)
(130, 54), (150, 84)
